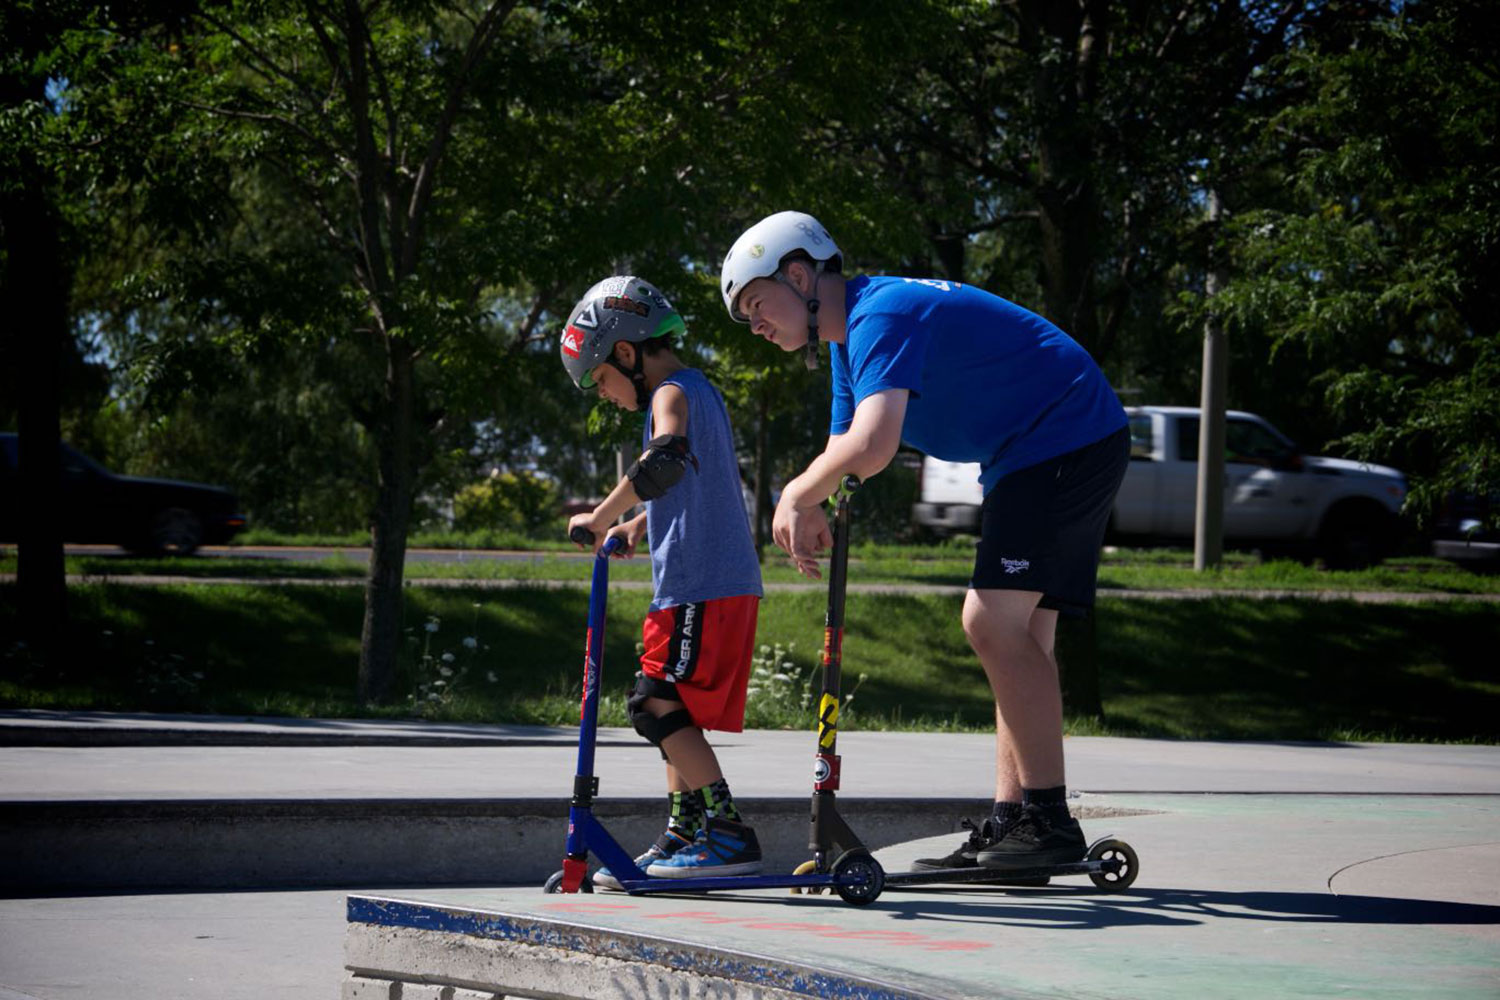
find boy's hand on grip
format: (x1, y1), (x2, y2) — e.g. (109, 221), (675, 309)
(567, 513), (601, 552)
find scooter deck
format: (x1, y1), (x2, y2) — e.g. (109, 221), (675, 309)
(883, 860), (1103, 886)
(883, 835), (1138, 891)
(611, 871), (861, 894)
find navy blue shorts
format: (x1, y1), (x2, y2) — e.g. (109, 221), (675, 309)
(971, 427), (1130, 617)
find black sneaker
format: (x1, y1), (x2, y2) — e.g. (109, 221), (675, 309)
(976, 804), (1086, 869)
(914, 817), (1049, 885)
(913, 817), (995, 869)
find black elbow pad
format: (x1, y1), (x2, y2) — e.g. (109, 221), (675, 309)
(627, 435), (699, 500)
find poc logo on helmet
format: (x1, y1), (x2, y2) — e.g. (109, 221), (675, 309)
(795, 221), (826, 245)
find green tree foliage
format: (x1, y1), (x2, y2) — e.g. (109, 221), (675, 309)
(14, 0), (1497, 713)
(1219, 0), (1500, 525)
(813, 1), (1342, 402)
(451, 469), (558, 534)
(124, 0), (937, 700)
(2, 0), (217, 651)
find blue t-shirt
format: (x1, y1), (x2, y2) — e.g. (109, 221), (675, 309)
(643, 368), (763, 611)
(831, 276), (1126, 493)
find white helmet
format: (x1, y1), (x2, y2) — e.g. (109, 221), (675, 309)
(719, 211), (841, 323)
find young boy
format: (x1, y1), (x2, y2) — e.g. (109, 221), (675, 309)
(720, 212), (1129, 873)
(560, 275), (764, 887)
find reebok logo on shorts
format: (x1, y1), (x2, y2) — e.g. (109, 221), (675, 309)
(1001, 558), (1031, 575)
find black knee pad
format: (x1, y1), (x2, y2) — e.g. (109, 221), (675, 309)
(627, 672), (696, 753)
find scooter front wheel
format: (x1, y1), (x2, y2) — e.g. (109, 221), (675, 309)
(832, 851), (884, 907)
(543, 870), (595, 894)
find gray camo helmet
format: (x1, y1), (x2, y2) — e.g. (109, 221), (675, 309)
(559, 275), (685, 389)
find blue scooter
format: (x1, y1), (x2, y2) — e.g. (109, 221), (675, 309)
(543, 477), (885, 906)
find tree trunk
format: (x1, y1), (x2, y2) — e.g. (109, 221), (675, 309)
(358, 337), (417, 704)
(1056, 612), (1104, 721)
(1021, 0), (1108, 359)
(1018, 0), (1110, 720)
(1, 74), (70, 660)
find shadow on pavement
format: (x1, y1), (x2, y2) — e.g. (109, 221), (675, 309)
(860, 886), (1500, 930)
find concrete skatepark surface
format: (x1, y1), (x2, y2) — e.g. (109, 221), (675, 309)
(0, 710), (1497, 998)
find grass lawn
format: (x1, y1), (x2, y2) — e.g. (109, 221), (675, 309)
(2, 580), (1496, 743)
(6, 545), (1499, 593)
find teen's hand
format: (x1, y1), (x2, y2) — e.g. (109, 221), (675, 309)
(773, 495), (830, 579)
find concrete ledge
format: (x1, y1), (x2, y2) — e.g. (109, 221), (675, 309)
(2, 796), (1058, 891)
(344, 896), (952, 1000)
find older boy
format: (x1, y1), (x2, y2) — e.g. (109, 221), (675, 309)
(719, 213), (1128, 872)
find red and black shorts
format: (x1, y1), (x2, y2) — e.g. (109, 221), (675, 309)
(639, 593), (759, 732)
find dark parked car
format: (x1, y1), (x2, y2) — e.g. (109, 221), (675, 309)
(1431, 489), (1500, 572)
(0, 433), (246, 556)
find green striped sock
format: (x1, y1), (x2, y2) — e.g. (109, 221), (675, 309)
(668, 790), (704, 838)
(699, 778), (742, 821)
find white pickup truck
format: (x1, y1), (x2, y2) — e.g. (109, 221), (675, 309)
(912, 405), (1408, 568)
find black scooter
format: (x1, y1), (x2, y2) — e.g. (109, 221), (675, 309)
(788, 477), (1138, 895)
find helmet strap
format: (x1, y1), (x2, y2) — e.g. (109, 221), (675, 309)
(804, 296), (820, 371)
(776, 262), (826, 371)
(607, 347), (653, 411)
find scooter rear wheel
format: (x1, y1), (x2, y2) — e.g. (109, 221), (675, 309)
(832, 852), (885, 906)
(1086, 839), (1138, 891)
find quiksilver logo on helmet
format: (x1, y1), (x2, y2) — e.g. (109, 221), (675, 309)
(560, 326), (583, 359)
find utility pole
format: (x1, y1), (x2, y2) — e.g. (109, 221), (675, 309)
(1194, 189), (1227, 571)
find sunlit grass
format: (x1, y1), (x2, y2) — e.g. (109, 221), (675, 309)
(4, 544), (1497, 593)
(2, 581), (1496, 743)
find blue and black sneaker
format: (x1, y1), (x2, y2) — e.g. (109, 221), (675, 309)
(645, 816), (763, 878)
(593, 827), (693, 891)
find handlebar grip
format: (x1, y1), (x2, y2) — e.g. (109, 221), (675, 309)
(829, 474), (862, 507)
(569, 525), (595, 546)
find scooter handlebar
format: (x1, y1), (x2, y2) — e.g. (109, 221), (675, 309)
(571, 525), (625, 558)
(829, 474), (862, 506)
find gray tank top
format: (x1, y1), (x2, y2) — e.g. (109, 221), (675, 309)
(644, 369), (762, 611)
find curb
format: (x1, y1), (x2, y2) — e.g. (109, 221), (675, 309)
(345, 895), (965, 1000)
(0, 795), (1147, 893)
